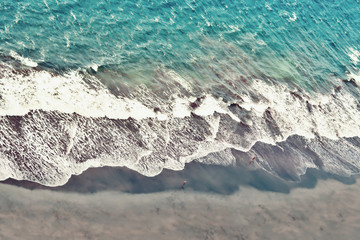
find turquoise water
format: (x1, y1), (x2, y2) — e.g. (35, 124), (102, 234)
(1, 0), (359, 91)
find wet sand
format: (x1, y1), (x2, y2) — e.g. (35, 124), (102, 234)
(3, 162), (356, 194)
(0, 177), (360, 240)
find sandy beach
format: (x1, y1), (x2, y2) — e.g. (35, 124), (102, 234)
(1, 177), (359, 240)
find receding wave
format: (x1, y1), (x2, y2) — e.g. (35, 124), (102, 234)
(1, 61), (360, 186)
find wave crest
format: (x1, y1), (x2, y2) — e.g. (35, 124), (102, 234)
(1, 64), (360, 186)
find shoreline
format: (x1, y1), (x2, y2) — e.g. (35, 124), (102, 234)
(0, 176), (359, 239)
(2, 161), (357, 195)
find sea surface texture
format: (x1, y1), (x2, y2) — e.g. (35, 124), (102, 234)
(1, 0), (360, 186)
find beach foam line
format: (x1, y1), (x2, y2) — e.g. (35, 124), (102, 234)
(1, 63), (360, 186)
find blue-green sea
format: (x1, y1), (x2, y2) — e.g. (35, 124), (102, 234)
(1, 0), (360, 186)
(1, 0), (360, 89)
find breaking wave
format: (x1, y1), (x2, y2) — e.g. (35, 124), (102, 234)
(1, 60), (360, 186)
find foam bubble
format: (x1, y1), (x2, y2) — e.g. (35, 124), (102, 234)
(289, 12), (297, 21)
(90, 64), (99, 72)
(347, 70), (360, 82)
(348, 48), (360, 65)
(172, 98), (191, 118)
(9, 51), (38, 67)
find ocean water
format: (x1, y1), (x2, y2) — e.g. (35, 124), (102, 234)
(1, 0), (360, 186)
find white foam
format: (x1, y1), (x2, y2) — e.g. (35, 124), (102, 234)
(9, 50), (38, 67)
(279, 11), (297, 22)
(0, 67), (156, 120)
(207, 115), (221, 140)
(65, 122), (77, 155)
(70, 11), (76, 21)
(347, 70), (360, 82)
(348, 47), (360, 65)
(90, 64), (99, 72)
(167, 70), (192, 92)
(193, 95), (240, 122)
(0, 153), (24, 181)
(172, 98), (191, 118)
(289, 12), (297, 21)
(2, 64), (360, 186)
(43, 0), (49, 9)
(171, 94), (240, 122)
(240, 95), (269, 116)
(235, 79), (360, 142)
(2, 62), (358, 144)
(265, 3), (272, 11)
(0, 66), (240, 123)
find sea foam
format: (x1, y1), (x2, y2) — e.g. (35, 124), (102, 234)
(1, 63), (360, 186)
